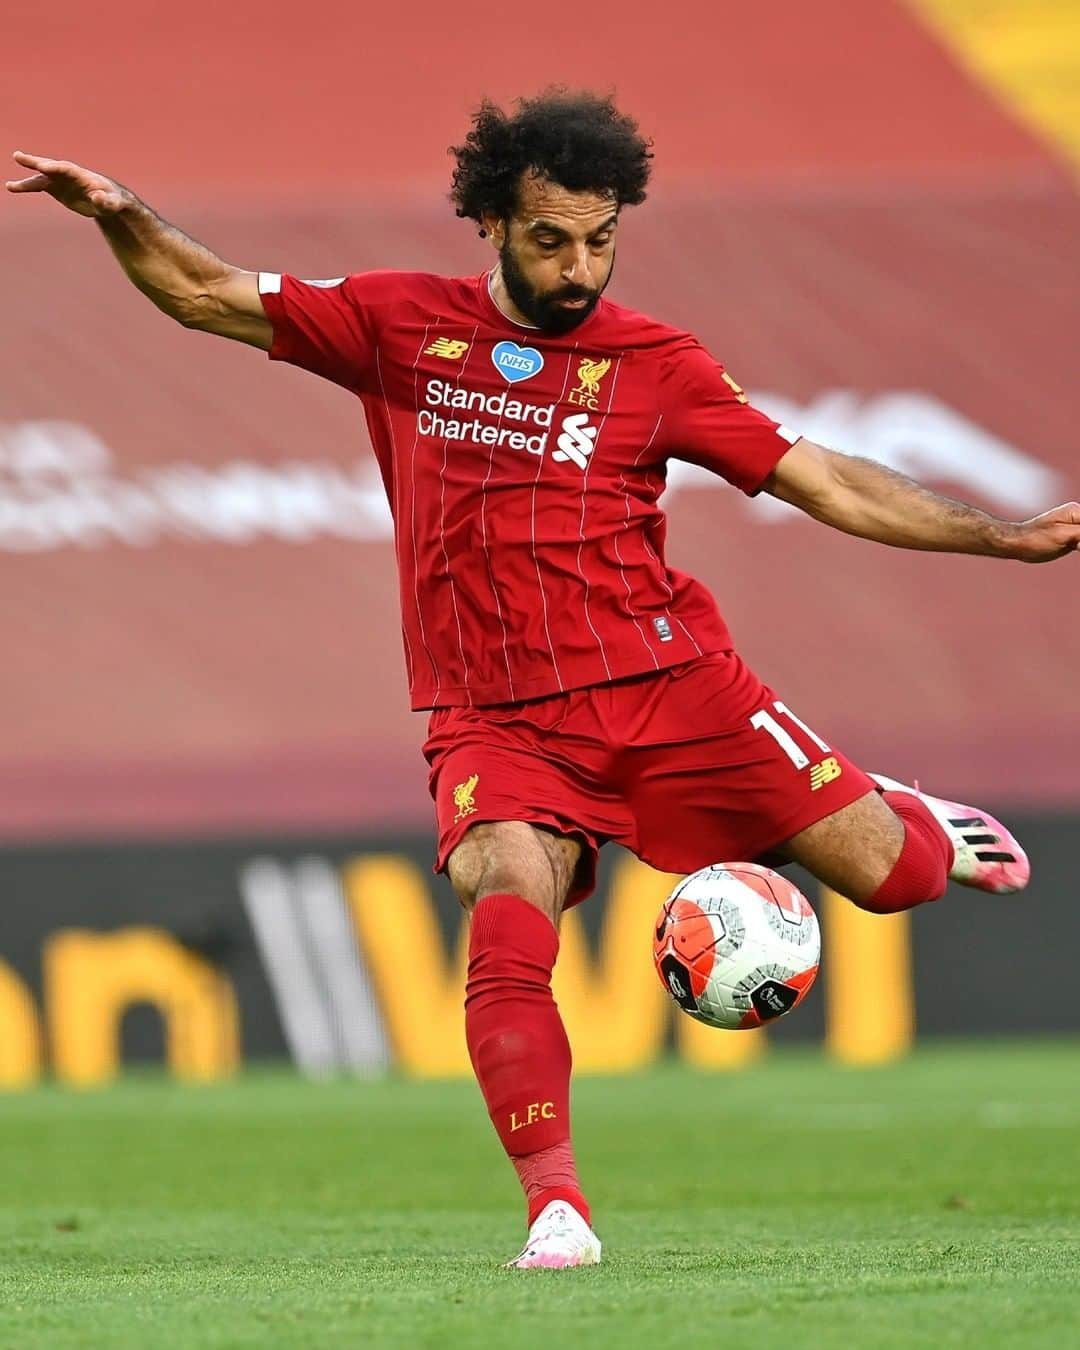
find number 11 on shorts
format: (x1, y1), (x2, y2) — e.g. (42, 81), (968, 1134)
(750, 702), (831, 770)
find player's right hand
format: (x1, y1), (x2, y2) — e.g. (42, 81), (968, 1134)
(5, 151), (128, 217)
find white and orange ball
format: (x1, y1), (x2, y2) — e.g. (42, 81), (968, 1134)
(652, 863), (820, 1030)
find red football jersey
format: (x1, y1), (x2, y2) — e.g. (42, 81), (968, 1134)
(258, 270), (799, 709)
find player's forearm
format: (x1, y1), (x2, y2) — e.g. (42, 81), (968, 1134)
(96, 192), (236, 327)
(803, 452), (1013, 556)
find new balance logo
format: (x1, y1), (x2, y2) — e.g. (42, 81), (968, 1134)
(809, 757), (842, 791)
(425, 337), (470, 360)
(553, 412), (597, 469)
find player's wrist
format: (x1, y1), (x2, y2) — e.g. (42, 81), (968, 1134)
(106, 185), (141, 217)
(92, 183), (142, 228)
(983, 518), (1026, 560)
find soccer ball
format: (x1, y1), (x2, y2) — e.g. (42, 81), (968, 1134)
(652, 862), (820, 1029)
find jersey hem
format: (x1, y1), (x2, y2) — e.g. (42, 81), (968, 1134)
(409, 634), (733, 710)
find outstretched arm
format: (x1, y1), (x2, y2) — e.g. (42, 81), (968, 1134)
(763, 437), (1080, 564)
(6, 151), (271, 349)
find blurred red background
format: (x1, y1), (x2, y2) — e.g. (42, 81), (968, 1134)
(2, 0), (1077, 838)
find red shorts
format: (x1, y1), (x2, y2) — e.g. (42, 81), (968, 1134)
(423, 651), (875, 907)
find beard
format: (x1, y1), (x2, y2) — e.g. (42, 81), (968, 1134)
(499, 240), (611, 336)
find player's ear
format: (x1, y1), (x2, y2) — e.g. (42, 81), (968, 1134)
(481, 210), (505, 249)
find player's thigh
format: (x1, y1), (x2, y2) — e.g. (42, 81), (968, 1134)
(774, 789), (904, 902)
(627, 659), (878, 878)
(623, 658), (901, 901)
(446, 820), (582, 923)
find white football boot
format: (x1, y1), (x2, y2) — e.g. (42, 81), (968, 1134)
(505, 1201), (602, 1270)
(870, 774), (1030, 894)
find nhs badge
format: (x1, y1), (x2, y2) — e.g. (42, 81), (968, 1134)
(491, 341), (544, 384)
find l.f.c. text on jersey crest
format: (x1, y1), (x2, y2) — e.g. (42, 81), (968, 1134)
(568, 356), (612, 411)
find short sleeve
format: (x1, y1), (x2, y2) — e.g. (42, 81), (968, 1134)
(660, 338), (801, 494)
(258, 271), (383, 394)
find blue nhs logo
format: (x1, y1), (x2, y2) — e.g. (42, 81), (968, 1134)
(491, 341), (545, 384)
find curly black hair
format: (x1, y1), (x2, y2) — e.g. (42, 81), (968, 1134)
(449, 89), (653, 234)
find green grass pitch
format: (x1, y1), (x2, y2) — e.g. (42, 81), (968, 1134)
(1, 1042), (1077, 1349)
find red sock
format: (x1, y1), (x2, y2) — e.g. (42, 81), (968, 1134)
(859, 792), (954, 914)
(465, 894), (590, 1226)
(513, 1142), (589, 1227)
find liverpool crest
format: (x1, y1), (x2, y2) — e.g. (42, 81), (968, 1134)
(568, 356), (612, 411)
(452, 773), (479, 822)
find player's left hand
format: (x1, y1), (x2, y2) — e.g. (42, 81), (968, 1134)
(1006, 502), (1080, 563)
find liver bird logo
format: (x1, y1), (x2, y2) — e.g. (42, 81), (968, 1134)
(452, 773), (479, 821)
(577, 357), (611, 395)
(568, 357), (613, 411)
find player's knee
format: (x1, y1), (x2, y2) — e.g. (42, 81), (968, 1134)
(447, 821), (572, 922)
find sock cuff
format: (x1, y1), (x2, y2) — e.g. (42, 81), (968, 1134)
(469, 893), (559, 961)
(864, 796), (951, 913)
(882, 792), (954, 872)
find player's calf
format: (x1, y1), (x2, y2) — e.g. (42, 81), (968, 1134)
(779, 788), (948, 914)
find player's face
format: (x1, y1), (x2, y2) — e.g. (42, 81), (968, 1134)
(486, 176), (618, 335)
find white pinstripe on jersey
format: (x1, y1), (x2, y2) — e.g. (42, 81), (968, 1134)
(528, 347), (579, 692)
(476, 351), (520, 701)
(429, 324), (481, 698)
(614, 411), (666, 667)
(380, 336), (439, 698)
(632, 422), (704, 657)
(571, 351), (626, 682)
